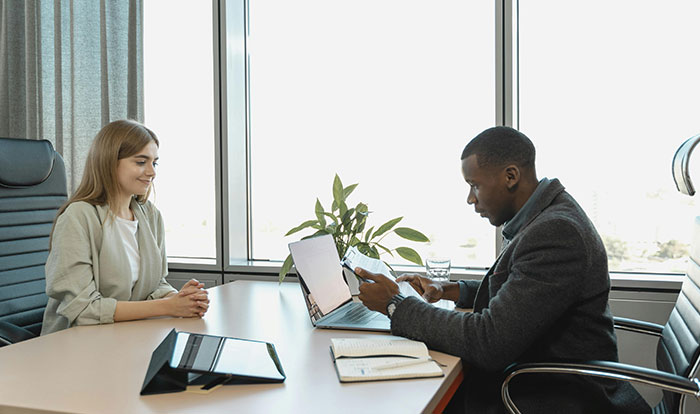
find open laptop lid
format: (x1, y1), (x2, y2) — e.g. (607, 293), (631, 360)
(288, 235), (353, 324)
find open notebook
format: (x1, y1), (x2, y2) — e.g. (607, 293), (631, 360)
(330, 337), (444, 382)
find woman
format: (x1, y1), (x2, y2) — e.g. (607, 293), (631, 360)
(41, 120), (209, 335)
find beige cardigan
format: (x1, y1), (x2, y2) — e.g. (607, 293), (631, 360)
(41, 199), (176, 335)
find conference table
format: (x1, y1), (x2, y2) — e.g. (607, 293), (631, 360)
(0, 280), (463, 414)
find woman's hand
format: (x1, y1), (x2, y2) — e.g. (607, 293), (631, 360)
(396, 273), (444, 303)
(167, 279), (210, 317)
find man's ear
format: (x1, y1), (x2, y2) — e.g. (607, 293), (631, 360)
(504, 164), (521, 191)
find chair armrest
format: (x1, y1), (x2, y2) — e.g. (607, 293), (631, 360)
(614, 316), (664, 337)
(0, 321), (36, 347)
(501, 360), (700, 414)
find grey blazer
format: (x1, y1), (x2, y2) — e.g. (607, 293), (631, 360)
(42, 200), (176, 335)
(391, 179), (649, 413)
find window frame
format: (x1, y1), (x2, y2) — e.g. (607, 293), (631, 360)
(166, 0), (685, 285)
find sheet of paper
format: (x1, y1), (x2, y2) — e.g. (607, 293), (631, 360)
(288, 235), (352, 315)
(342, 246), (426, 301)
(334, 357), (442, 381)
(330, 337), (430, 359)
(343, 246), (394, 277)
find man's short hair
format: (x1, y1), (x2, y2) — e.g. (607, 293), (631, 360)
(461, 126), (536, 169)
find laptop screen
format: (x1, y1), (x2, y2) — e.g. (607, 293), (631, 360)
(288, 234), (352, 315)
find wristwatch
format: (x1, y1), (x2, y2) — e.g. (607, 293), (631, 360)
(386, 294), (405, 319)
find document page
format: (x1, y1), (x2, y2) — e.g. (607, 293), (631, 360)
(343, 246), (394, 277)
(342, 246), (426, 301)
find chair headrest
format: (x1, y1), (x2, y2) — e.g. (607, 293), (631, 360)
(0, 138), (57, 188)
(672, 134), (700, 196)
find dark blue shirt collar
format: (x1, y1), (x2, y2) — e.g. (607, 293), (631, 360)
(502, 178), (552, 241)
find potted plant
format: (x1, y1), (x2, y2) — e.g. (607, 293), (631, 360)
(279, 174), (430, 282)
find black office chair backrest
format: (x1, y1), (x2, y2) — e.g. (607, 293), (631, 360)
(0, 137), (67, 337)
(655, 216), (700, 413)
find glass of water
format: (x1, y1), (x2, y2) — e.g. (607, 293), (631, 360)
(425, 258), (451, 282)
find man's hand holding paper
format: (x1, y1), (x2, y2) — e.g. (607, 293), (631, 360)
(395, 274), (444, 303)
(341, 246), (425, 302)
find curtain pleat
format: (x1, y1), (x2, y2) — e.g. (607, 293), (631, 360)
(0, 0), (144, 193)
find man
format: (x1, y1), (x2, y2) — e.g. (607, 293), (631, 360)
(356, 126), (648, 413)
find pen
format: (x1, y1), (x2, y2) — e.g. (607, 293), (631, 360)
(374, 358), (434, 371)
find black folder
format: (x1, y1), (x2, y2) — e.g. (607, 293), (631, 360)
(140, 329), (286, 395)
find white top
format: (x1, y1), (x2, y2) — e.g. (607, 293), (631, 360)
(109, 215), (140, 288)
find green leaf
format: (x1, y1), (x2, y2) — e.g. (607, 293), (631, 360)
(341, 208), (355, 227)
(369, 246), (380, 259)
(322, 212), (338, 225)
(331, 200), (338, 212)
(396, 247), (423, 266)
(339, 200), (348, 218)
(355, 202), (368, 214)
(343, 183), (358, 200)
(363, 226), (375, 242)
(355, 242), (372, 256)
(315, 199), (326, 228)
(372, 217), (403, 240)
(334, 238), (346, 259)
(394, 227), (430, 242)
(285, 220), (318, 236)
(278, 254), (294, 283)
(354, 203), (369, 233)
(302, 229), (329, 240)
(333, 174), (344, 205)
(354, 218), (366, 233)
(374, 243), (393, 256)
(350, 236), (361, 246)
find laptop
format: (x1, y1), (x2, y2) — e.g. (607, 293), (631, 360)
(288, 234), (390, 332)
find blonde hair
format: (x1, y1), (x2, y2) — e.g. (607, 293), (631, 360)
(50, 120), (159, 246)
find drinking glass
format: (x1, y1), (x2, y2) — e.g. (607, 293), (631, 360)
(425, 258), (451, 282)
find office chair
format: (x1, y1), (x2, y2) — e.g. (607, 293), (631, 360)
(0, 137), (67, 346)
(501, 136), (700, 413)
(672, 134), (700, 196)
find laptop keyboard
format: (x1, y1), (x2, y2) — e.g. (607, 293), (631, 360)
(336, 304), (376, 324)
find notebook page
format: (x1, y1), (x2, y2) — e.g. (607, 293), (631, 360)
(334, 357), (443, 381)
(330, 338), (430, 359)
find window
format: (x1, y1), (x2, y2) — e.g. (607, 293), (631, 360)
(519, 0), (700, 272)
(247, 0), (496, 268)
(141, 1), (695, 278)
(143, 0), (217, 264)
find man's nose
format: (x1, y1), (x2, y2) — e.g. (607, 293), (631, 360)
(467, 188), (476, 205)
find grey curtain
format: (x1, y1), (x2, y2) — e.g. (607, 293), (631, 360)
(0, 0), (143, 192)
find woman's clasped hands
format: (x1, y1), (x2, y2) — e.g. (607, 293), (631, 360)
(167, 279), (210, 318)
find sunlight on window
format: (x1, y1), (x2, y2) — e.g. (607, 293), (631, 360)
(248, 0), (495, 268)
(520, 0), (700, 273)
(143, 0), (216, 261)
